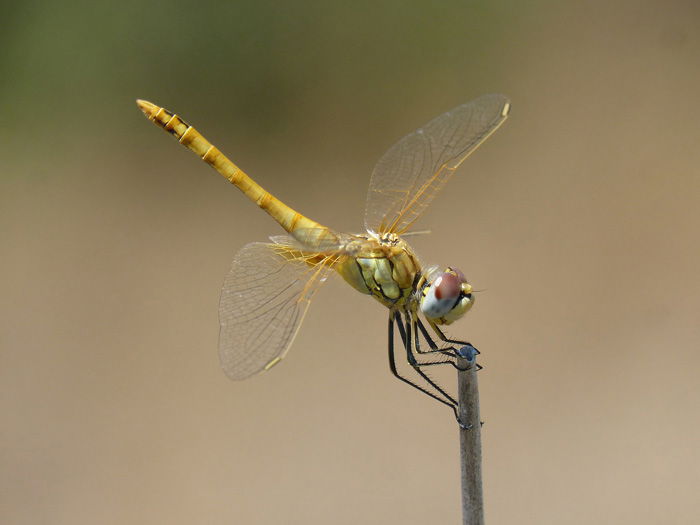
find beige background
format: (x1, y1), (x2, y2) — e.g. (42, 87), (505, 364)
(2, 1), (699, 523)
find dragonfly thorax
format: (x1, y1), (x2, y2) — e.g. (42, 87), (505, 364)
(334, 234), (421, 308)
(377, 232), (402, 246)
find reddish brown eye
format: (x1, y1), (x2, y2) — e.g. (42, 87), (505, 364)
(434, 272), (461, 300)
(451, 267), (466, 282)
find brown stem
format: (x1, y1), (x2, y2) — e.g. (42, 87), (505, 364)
(458, 356), (484, 525)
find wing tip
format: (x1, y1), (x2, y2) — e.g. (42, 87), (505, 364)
(488, 93), (511, 118)
(481, 93), (511, 118)
(501, 100), (511, 118)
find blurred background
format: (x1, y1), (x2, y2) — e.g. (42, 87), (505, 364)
(2, 1), (699, 523)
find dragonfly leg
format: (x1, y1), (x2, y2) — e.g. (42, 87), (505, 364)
(413, 318), (476, 371)
(415, 318), (461, 358)
(429, 322), (480, 355)
(387, 312), (460, 419)
(423, 320), (483, 371)
(402, 313), (458, 406)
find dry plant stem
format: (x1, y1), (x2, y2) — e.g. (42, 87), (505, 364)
(458, 356), (484, 525)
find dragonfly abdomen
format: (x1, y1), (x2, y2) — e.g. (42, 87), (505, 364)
(136, 100), (326, 236)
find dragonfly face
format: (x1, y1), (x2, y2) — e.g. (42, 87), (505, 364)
(419, 267), (474, 325)
(137, 94), (509, 422)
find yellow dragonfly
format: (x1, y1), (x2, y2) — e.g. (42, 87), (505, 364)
(136, 95), (510, 424)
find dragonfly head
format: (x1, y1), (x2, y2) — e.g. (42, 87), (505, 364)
(419, 267), (474, 325)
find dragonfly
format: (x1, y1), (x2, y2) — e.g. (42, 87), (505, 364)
(136, 94), (510, 424)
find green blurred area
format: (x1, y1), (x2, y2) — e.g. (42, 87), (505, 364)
(0, 1), (523, 141)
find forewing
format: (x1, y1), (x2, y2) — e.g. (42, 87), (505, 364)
(364, 94), (510, 235)
(218, 241), (331, 380)
(270, 229), (363, 257)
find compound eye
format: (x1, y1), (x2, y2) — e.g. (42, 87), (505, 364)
(449, 267), (466, 283)
(434, 272), (461, 301)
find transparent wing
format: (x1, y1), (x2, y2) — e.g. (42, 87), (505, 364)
(364, 94), (510, 235)
(290, 228), (357, 253)
(218, 240), (332, 380)
(270, 228), (363, 255)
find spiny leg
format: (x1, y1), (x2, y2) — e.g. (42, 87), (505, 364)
(411, 317), (482, 429)
(387, 312), (458, 415)
(389, 312), (477, 428)
(415, 318), (481, 371)
(429, 321), (480, 355)
(414, 318), (461, 359)
(423, 320), (482, 371)
(398, 313), (474, 380)
(411, 318), (464, 368)
(402, 314), (460, 406)
(392, 312), (454, 399)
